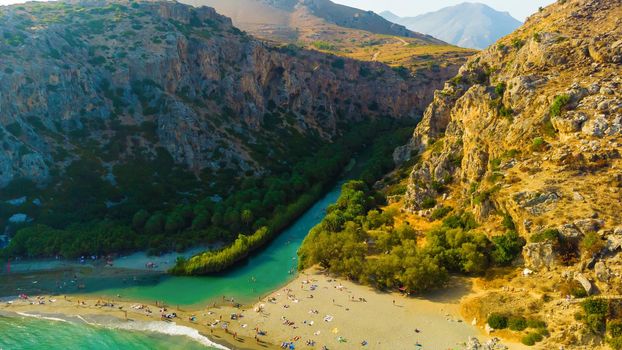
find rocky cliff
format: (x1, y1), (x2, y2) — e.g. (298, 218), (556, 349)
(398, 0), (622, 347)
(402, 0), (621, 235)
(0, 0), (447, 189)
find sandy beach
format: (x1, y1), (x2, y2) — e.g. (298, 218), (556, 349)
(2, 269), (529, 350)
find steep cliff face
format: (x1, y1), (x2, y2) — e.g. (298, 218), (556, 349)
(0, 0), (443, 188)
(403, 0), (621, 233)
(399, 0), (622, 346)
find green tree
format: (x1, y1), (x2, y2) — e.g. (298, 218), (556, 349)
(145, 213), (165, 235)
(132, 209), (150, 230)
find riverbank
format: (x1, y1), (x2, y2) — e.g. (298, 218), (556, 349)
(1, 268), (529, 350)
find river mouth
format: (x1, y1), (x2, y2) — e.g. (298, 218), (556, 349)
(0, 182), (344, 308)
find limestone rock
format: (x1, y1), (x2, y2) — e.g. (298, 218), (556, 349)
(0, 1), (450, 188)
(594, 261), (610, 282)
(523, 243), (556, 270)
(559, 223), (583, 239)
(398, 0), (622, 244)
(574, 218), (605, 234)
(573, 273), (593, 295)
(607, 235), (622, 252)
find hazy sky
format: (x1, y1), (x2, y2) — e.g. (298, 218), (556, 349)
(0, 0), (555, 21)
(332, 0), (556, 21)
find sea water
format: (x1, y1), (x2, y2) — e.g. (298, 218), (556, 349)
(0, 314), (221, 350)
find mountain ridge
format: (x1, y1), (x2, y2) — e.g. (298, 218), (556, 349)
(183, 0), (430, 41)
(382, 2), (522, 49)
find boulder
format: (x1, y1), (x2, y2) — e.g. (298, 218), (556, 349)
(553, 112), (588, 133)
(574, 218), (605, 234)
(523, 242), (556, 270)
(607, 235), (622, 252)
(559, 223), (583, 239)
(582, 115), (609, 137)
(573, 273), (593, 295)
(594, 261), (610, 282)
(513, 190), (561, 215)
(466, 336), (482, 350)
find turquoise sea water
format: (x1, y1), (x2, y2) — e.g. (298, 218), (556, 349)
(0, 315), (219, 350)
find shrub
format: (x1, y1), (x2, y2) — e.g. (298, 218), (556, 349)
(521, 332), (543, 346)
(508, 316), (528, 331)
(511, 38), (525, 49)
(580, 231), (605, 256)
(502, 212), (516, 230)
(499, 104), (513, 118)
(582, 298), (609, 316)
(431, 206), (452, 220)
(527, 318), (547, 329)
(421, 197), (437, 209)
(495, 82), (506, 96)
(491, 230), (525, 266)
(610, 337), (622, 350)
(572, 286), (589, 298)
(530, 228), (560, 243)
(533, 32), (542, 42)
(312, 41), (336, 51)
(550, 94), (571, 117)
(487, 313), (508, 329)
(131, 209), (149, 230)
(530, 137), (547, 152)
(586, 313), (606, 334)
(608, 320), (622, 338)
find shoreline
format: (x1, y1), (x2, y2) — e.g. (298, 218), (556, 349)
(1, 268), (529, 350)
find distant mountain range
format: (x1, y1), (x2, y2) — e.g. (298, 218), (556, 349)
(181, 0), (436, 42)
(179, 0), (474, 75)
(381, 2), (522, 50)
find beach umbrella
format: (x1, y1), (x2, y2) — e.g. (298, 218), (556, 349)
(331, 328), (339, 334)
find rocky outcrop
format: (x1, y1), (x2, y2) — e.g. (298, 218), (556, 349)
(573, 273), (594, 295)
(0, 0), (449, 188)
(523, 242), (557, 271)
(401, 0), (622, 238)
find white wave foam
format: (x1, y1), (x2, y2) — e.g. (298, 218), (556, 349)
(13, 312), (228, 349)
(93, 318), (230, 350)
(14, 311), (69, 323)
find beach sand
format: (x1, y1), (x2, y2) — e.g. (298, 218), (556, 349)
(2, 269), (529, 350)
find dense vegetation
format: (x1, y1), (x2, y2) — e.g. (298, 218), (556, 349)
(297, 181), (525, 293)
(170, 123), (416, 274)
(1, 120), (416, 271)
(577, 298), (622, 349)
